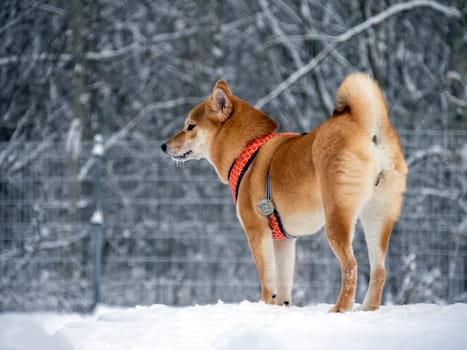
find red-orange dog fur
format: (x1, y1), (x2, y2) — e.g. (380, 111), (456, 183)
(162, 73), (408, 312)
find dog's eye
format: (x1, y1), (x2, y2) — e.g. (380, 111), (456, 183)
(187, 124), (196, 131)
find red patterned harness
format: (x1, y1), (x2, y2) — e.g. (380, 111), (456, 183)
(228, 133), (298, 240)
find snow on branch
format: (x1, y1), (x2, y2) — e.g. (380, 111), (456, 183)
(84, 43), (138, 61)
(0, 13), (263, 67)
(0, 44), (137, 66)
(255, 0), (461, 109)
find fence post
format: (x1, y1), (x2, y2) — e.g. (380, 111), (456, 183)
(90, 134), (104, 310)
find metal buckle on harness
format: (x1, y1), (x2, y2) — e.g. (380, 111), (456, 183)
(257, 171), (297, 240)
(257, 199), (275, 216)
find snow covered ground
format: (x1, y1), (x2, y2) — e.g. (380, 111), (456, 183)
(1, 302), (466, 350)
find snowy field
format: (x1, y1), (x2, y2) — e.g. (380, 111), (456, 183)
(1, 302), (467, 350)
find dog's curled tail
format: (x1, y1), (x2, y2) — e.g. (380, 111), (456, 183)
(334, 72), (389, 137)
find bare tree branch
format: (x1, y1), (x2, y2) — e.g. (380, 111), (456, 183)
(406, 145), (453, 167)
(255, 0), (461, 109)
(0, 6), (34, 35)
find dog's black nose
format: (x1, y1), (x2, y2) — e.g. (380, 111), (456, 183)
(161, 143), (168, 153)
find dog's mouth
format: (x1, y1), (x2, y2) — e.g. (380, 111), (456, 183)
(171, 150), (193, 161)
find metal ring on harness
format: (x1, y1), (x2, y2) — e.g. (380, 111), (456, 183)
(257, 199), (275, 216)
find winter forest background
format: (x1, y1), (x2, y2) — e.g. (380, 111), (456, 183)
(0, 0), (466, 312)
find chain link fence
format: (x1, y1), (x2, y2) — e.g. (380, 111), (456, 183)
(1, 130), (466, 311)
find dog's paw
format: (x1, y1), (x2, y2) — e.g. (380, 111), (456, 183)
(261, 292), (277, 305)
(275, 300), (291, 307)
(273, 295), (292, 307)
(328, 304), (353, 313)
(354, 303), (380, 312)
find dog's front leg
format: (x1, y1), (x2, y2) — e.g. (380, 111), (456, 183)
(245, 229), (277, 304)
(273, 239), (296, 306)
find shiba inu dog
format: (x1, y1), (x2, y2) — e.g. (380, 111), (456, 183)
(161, 73), (408, 312)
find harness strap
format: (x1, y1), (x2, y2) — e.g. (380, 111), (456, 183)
(228, 133), (298, 241)
(228, 134), (276, 203)
(265, 172), (297, 241)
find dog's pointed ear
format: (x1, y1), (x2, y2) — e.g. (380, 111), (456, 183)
(209, 80), (233, 122)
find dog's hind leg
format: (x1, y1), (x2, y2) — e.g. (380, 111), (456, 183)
(273, 239), (296, 306)
(358, 209), (393, 311)
(358, 188), (404, 311)
(320, 154), (374, 313)
(325, 208), (358, 313)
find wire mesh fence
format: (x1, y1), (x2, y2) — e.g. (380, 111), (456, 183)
(1, 130), (466, 311)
